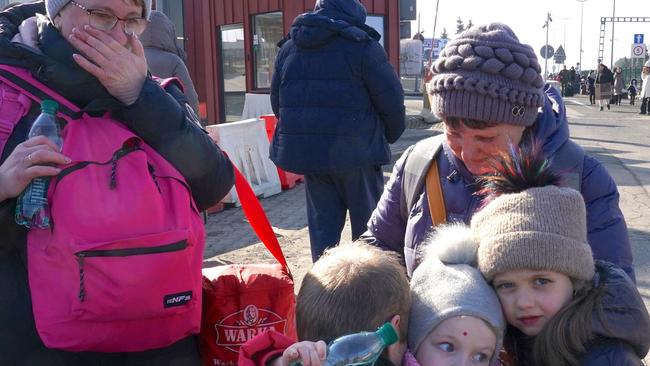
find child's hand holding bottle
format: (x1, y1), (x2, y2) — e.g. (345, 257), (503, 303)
(269, 340), (327, 366)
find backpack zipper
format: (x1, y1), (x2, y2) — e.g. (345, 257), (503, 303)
(148, 163), (162, 193)
(56, 145), (143, 186)
(75, 240), (188, 302)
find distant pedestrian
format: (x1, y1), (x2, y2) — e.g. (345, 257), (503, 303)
(559, 65), (569, 96)
(587, 71), (596, 104)
(270, 0), (405, 261)
(613, 66), (624, 105)
(139, 10), (200, 116)
(628, 79), (638, 106)
(411, 33), (425, 93)
(595, 63), (613, 111)
(640, 60), (650, 115)
(568, 66), (577, 95)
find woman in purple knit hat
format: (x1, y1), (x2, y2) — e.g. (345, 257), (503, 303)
(360, 23), (634, 281)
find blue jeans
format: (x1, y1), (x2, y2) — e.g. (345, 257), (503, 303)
(304, 166), (384, 261)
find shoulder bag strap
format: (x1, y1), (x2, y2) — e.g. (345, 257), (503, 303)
(400, 133), (445, 221)
(425, 158), (447, 227)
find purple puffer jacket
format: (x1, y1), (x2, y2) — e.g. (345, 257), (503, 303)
(363, 85), (634, 280)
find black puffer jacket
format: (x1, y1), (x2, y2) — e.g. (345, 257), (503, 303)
(269, 0), (405, 174)
(0, 2), (233, 364)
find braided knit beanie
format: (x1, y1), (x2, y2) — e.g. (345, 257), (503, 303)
(409, 224), (505, 365)
(429, 23), (545, 126)
(46, 0), (152, 20)
(473, 185), (595, 282)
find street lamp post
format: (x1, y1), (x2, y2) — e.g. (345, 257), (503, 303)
(611, 0), (616, 67)
(543, 13), (552, 79)
(577, 0), (588, 73)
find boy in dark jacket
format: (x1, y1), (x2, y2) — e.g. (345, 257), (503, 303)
(270, 0), (405, 261)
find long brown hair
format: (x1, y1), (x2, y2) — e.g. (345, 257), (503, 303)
(532, 279), (606, 366)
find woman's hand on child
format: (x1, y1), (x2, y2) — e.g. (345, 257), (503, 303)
(280, 340), (327, 366)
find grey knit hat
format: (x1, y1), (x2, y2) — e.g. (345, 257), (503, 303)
(409, 224), (505, 364)
(429, 23), (545, 126)
(46, 0), (152, 20)
(473, 186), (595, 282)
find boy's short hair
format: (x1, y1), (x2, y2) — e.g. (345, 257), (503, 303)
(296, 242), (410, 343)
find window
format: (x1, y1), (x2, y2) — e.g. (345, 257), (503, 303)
(219, 24), (246, 122)
(252, 12), (284, 89)
(155, 0), (185, 51)
(366, 15), (385, 48)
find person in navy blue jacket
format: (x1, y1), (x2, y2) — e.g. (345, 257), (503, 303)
(270, 0), (405, 261)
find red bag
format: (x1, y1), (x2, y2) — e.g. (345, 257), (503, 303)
(200, 166), (297, 366)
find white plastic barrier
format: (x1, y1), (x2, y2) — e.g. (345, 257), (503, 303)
(206, 118), (281, 206)
(241, 93), (274, 119)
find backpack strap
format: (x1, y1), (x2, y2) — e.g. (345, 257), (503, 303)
(0, 65), (83, 119)
(551, 140), (584, 192)
(400, 134), (445, 222)
(0, 79), (32, 156)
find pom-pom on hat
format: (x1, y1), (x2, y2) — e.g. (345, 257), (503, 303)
(408, 224), (505, 364)
(429, 23), (545, 127)
(472, 142), (595, 282)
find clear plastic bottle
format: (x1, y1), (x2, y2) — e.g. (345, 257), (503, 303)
(15, 99), (62, 228)
(322, 323), (398, 366)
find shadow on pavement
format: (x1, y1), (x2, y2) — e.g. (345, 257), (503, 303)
(581, 146), (650, 188)
(568, 121), (620, 128)
(573, 136), (650, 149)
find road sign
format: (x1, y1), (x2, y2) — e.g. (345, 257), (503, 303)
(540, 45), (554, 59)
(632, 44), (646, 59)
(554, 45), (566, 64)
(634, 34), (644, 44)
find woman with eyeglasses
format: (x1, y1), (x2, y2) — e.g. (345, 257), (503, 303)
(0, 1), (233, 364)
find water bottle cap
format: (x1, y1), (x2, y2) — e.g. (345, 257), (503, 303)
(40, 100), (59, 115)
(376, 323), (398, 347)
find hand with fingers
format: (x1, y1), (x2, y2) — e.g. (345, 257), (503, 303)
(68, 25), (148, 106)
(271, 340), (327, 366)
(0, 136), (71, 203)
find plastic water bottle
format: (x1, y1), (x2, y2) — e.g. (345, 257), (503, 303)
(322, 323), (398, 366)
(15, 100), (62, 228)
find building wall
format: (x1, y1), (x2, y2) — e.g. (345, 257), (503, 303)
(183, 0), (400, 125)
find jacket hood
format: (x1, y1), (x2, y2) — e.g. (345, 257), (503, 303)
(591, 260), (650, 358)
(313, 0), (367, 27)
(531, 84), (569, 156)
(290, 12), (379, 49)
(139, 10), (185, 60)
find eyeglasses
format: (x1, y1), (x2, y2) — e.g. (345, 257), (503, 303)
(68, 1), (148, 36)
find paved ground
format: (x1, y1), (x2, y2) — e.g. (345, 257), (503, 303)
(203, 93), (650, 327)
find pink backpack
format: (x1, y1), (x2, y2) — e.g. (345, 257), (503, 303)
(0, 65), (205, 352)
